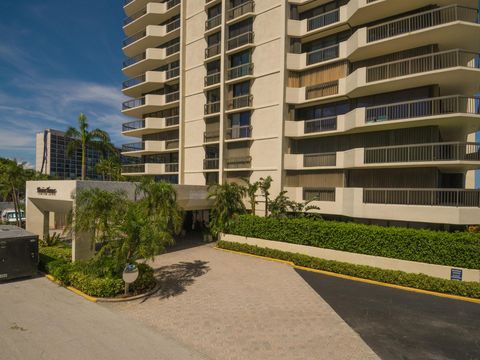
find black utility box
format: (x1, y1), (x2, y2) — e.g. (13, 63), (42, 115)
(0, 225), (39, 281)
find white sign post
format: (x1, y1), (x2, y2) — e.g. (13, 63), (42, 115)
(122, 264), (139, 296)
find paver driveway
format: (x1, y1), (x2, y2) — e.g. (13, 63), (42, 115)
(103, 244), (379, 360)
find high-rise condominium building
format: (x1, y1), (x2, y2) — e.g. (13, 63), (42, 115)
(121, 0), (480, 227)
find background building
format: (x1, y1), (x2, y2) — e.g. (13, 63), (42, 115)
(36, 129), (130, 180)
(120, 0), (480, 227)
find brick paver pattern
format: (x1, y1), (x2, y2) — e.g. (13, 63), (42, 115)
(104, 244), (379, 360)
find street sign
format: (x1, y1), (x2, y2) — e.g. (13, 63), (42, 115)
(450, 268), (463, 281)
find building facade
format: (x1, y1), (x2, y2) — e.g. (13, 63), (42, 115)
(36, 129), (129, 180)
(121, 0), (480, 226)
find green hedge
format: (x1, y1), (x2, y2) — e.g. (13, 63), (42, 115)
(218, 241), (480, 299)
(40, 245), (156, 297)
(226, 215), (480, 269)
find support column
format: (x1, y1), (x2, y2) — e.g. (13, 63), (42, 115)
(25, 199), (49, 240)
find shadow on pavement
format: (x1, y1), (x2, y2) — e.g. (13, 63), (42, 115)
(145, 260), (210, 301)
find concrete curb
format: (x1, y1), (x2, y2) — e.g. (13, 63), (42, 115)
(44, 274), (159, 303)
(214, 246), (480, 305)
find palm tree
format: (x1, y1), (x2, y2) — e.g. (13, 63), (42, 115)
(258, 176), (273, 217)
(241, 177), (259, 216)
(96, 156), (122, 181)
(208, 182), (246, 236)
(65, 113), (114, 180)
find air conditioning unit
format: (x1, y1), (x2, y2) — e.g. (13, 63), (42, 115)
(0, 226), (39, 281)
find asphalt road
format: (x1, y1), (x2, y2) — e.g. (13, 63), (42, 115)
(296, 269), (480, 360)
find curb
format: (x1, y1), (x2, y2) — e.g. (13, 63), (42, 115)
(44, 274), (158, 303)
(214, 246), (480, 305)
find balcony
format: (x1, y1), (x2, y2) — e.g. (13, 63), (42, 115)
(122, 22), (180, 57)
(227, 31), (254, 52)
(288, 7), (346, 38)
(123, 1), (181, 36)
(204, 72), (221, 87)
(284, 187), (480, 225)
(204, 102), (221, 116)
(285, 96), (480, 138)
(205, 43), (221, 59)
(122, 163), (179, 176)
(226, 63), (254, 82)
(203, 158), (220, 170)
(122, 68), (179, 97)
(124, 0), (180, 17)
(203, 130), (220, 143)
(122, 92), (179, 118)
(225, 156), (252, 170)
(225, 125), (252, 141)
(122, 115), (179, 137)
(286, 50), (480, 105)
(205, 14), (222, 32)
(285, 142), (480, 171)
(123, 44), (180, 77)
(226, 94), (253, 111)
(287, 5), (480, 68)
(121, 139), (179, 156)
(227, 1), (255, 23)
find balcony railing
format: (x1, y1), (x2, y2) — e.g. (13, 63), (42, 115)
(365, 142), (480, 164)
(167, 0), (181, 9)
(366, 49), (480, 82)
(166, 42), (180, 56)
(226, 156), (252, 169)
(227, 1), (255, 21)
(124, 7), (147, 26)
(307, 8), (340, 32)
(204, 158), (220, 170)
(166, 91), (180, 103)
(205, 72), (221, 87)
(204, 130), (220, 143)
(123, 97), (145, 110)
(367, 5), (479, 43)
(122, 164), (146, 174)
(307, 44), (339, 66)
(123, 52), (146, 68)
(206, 14), (222, 30)
(205, 43), (221, 58)
(122, 120), (145, 132)
(364, 188), (480, 208)
(227, 63), (253, 80)
(303, 188), (336, 202)
(165, 163), (179, 172)
(205, 102), (221, 115)
(365, 96), (480, 123)
(166, 18), (181, 33)
(226, 125), (252, 140)
(166, 67), (180, 79)
(227, 94), (253, 110)
(122, 142), (144, 152)
(122, 74), (146, 89)
(304, 117), (337, 134)
(166, 115), (180, 126)
(227, 31), (254, 50)
(123, 30), (146, 47)
(303, 153), (336, 167)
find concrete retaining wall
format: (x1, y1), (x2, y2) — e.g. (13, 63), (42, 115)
(221, 234), (480, 283)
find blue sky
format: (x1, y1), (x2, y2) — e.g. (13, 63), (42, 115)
(0, 0), (129, 167)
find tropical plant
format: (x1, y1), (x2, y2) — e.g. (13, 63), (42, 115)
(0, 159), (28, 227)
(65, 113), (114, 180)
(208, 182), (246, 236)
(258, 176), (273, 217)
(241, 178), (259, 215)
(268, 191), (321, 219)
(96, 156), (122, 181)
(40, 232), (61, 247)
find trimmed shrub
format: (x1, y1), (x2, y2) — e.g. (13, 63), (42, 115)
(218, 241), (480, 299)
(226, 215), (480, 269)
(39, 245), (156, 297)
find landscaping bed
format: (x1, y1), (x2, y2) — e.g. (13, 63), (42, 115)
(226, 215), (480, 269)
(39, 245), (156, 298)
(217, 241), (480, 299)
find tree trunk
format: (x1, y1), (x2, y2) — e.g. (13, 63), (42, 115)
(11, 184), (20, 227)
(81, 142), (86, 180)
